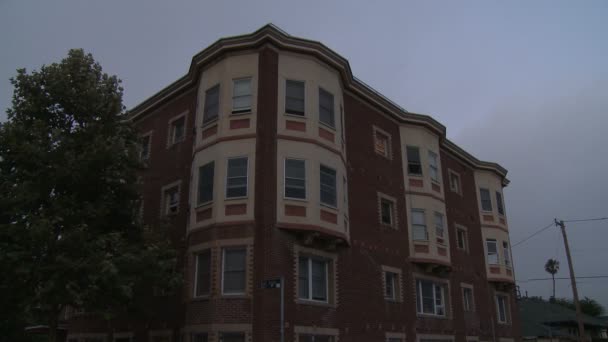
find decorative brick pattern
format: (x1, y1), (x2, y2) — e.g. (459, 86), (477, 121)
(285, 204), (306, 217)
(286, 120), (306, 132)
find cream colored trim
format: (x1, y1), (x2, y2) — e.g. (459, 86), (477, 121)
(127, 24), (507, 182)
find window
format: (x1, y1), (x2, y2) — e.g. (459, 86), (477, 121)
(503, 241), (511, 267)
(232, 78), (252, 114)
(416, 279), (446, 316)
(496, 294), (509, 323)
(457, 228), (467, 251)
(374, 129), (390, 157)
(140, 134), (151, 160)
(429, 151), (439, 182)
(222, 248), (246, 295)
(407, 146), (422, 175)
(319, 88), (335, 127)
(462, 286), (474, 312)
(449, 170), (461, 194)
(480, 188), (492, 211)
(496, 191), (505, 215)
(434, 212), (444, 239)
(219, 332), (245, 342)
(170, 116), (185, 144)
(299, 335), (335, 342)
(286, 80), (305, 115)
(285, 159), (306, 199)
(384, 271), (397, 300)
(194, 250), (211, 297)
(191, 333), (208, 342)
(298, 256), (328, 302)
(411, 209), (428, 241)
(226, 157), (248, 198)
(486, 239), (498, 264)
(197, 162), (214, 205)
(320, 165), (337, 207)
(380, 198), (394, 226)
(203, 84), (220, 123)
(163, 185), (179, 215)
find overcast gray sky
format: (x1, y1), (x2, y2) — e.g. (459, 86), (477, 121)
(1, 1), (607, 309)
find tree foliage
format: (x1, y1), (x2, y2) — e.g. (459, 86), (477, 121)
(545, 258), (560, 298)
(552, 297), (606, 317)
(0, 49), (180, 342)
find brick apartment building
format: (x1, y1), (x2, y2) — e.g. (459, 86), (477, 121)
(66, 24), (520, 342)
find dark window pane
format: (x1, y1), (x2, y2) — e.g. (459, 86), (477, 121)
(286, 80), (305, 115)
(480, 188), (492, 211)
(196, 251), (211, 296)
(204, 85), (220, 123)
(285, 159), (306, 199)
(311, 259), (327, 301)
(227, 157), (248, 198)
(223, 249), (246, 294)
(319, 88), (335, 127)
(198, 162), (214, 204)
(298, 257), (309, 299)
(172, 117), (185, 142)
(381, 199), (393, 225)
(407, 146), (422, 175)
(320, 165), (337, 206)
(496, 191), (505, 215)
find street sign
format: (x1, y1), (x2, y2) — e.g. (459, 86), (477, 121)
(262, 278), (282, 289)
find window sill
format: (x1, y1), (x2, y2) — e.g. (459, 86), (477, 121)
(224, 196), (249, 202)
(296, 299), (334, 308)
(380, 223), (396, 230)
(408, 173), (423, 178)
(284, 197), (308, 203)
(319, 121), (336, 131)
(231, 109), (252, 116)
(195, 201), (213, 210)
(320, 203), (338, 211)
(201, 118), (219, 128)
(413, 240), (430, 245)
(284, 113), (307, 120)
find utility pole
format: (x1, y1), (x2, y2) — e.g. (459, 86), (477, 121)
(555, 218), (586, 342)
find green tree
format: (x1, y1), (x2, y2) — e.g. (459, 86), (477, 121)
(544, 258), (560, 299)
(0, 49), (180, 342)
(553, 297), (606, 317)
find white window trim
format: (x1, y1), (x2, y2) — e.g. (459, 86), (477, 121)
(221, 247), (247, 296)
(416, 278), (447, 317)
(232, 77), (253, 114)
(411, 208), (428, 241)
(373, 125), (392, 159)
(428, 150), (440, 183)
(461, 283), (475, 312)
(225, 156), (249, 200)
(447, 169), (461, 195)
(299, 256), (329, 303)
(160, 180), (182, 217)
(495, 293), (510, 324)
(318, 86), (336, 129)
(479, 187), (493, 212)
(166, 111), (188, 147)
(455, 224), (468, 252)
(284, 158), (307, 201)
(486, 239), (499, 265)
(319, 164), (338, 209)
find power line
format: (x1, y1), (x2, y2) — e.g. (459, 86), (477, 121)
(517, 275), (608, 283)
(512, 222), (555, 248)
(563, 217), (608, 223)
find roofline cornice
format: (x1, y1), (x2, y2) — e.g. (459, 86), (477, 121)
(127, 23), (508, 183)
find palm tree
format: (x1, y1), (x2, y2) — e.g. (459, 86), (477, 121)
(545, 258), (560, 299)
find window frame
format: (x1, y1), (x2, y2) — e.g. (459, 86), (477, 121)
(221, 247), (247, 296)
(161, 181), (181, 216)
(298, 256), (329, 303)
(318, 87), (335, 128)
(380, 198), (394, 226)
(225, 156), (249, 199)
(503, 241), (511, 267)
(434, 212), (445, 240)
(496, 294), (510, 324)
(448, 169), (461, 194)
(486, 239), (499, 265)
(232, 77), (252, 114)
(496, 191), (505, 216)
(285, 79), (306, 116)
(462, 285), (475, 312)
(168, 113), (187, 146)
(197, 161), (215, 206)
(140, 131), (152, 161)
(428, 150), (440, 182)
(384, 271), (397, 300)
(203, 84), (220, 124)
(373, 126), (391, 159)
(406, 146), (423, 176)
(411, 209), (428, 241)
(194, 249), (211, 298)
(284, 158), (307, 200)
(416, 278), (447, 317)
(319, 164), (337, 208)
(456, 225), (468, 252)
(479, 188), (493, 212)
